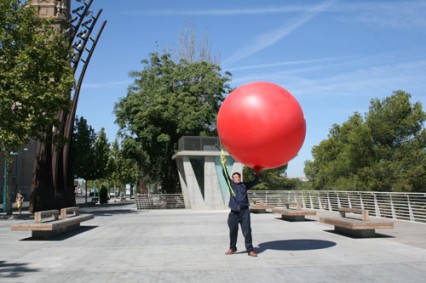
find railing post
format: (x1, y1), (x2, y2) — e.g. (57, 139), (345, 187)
(309, 191), (314, 209)
(390, 194), (396, 219)
(327, 192), (332, 211)
(407, 194), (415, 222)
(373, 193), (381, 217)
(300, 191), (306, 209)
(359, 192), (364, 210)
(347, 192), (352, 208)
(318, 192), (322, 210)
(336, 192), (341, 208)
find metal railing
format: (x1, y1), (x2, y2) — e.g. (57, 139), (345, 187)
(135, 194), (185, 210)
(177, 136), (220, 151)
(248, 190), (426, 223)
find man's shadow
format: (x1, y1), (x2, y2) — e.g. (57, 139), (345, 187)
(255, 239), (336, 254)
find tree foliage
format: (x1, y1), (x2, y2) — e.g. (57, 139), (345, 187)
(72, 117), (96, 181)
(0, 0), (74, 155)
(92, 128), (111, 180)
(109, 139), (139, 191)
(72, 117), (111, 180)
(305, 91), (426, 192)
(0, 0), (73, 214)
(243, 165), (301, 190)
(114, 52), (232, 192)
(167, 23), (220, 64)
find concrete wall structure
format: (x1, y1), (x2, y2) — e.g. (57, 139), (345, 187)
(173, 150), (243, 210)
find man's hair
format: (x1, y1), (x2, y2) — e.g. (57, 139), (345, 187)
(232, 172), (241, 178)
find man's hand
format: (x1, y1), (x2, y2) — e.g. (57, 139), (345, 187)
(220, 149), (227, 165)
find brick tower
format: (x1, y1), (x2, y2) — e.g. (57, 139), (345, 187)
(30, 0), (70, 30)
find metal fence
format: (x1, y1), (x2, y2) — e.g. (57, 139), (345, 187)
(248, 190), (426, 223)
(177, 136), (220, 151)
(135, 194), (185, 210)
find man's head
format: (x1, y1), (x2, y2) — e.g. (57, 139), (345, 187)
(232, 172), (241, 184)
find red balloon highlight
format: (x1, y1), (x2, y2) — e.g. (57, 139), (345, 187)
(217, 82), (306, 173)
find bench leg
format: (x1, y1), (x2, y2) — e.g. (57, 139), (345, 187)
(281, 215), (306, 222)
(335, 226), (376, 238)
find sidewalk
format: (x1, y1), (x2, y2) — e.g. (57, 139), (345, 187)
(1, 203), (426, 282)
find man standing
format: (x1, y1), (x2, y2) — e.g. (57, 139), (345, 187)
(221, 152), (259, 257)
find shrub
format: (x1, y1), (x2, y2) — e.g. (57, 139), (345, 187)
(99, 186), (109, 204)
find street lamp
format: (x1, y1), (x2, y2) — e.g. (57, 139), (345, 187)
(2, 152), (17, 213)
(13, 147), (29, 197)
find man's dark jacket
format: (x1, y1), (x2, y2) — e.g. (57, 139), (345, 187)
(223, 171), (259, 211)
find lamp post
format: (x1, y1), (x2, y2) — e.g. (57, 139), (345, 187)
(12, 147), (28, 198)
(2, 152), (17, 213)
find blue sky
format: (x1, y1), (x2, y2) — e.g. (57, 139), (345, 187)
(76, 0), (426, 178)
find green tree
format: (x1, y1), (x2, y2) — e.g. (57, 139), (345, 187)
(109, 139), (138, 194)
(243, 165), (301, 190)
(92, 128), (111, 181)
(71, 116), (97, 199)
(361, 90), (426, 191)
(99, 185), (109, 204)
(115, 52), (231, 193)
(0, 0), (74, 214)
(72, 117), (96, 180)
(305, 91), (426, 192)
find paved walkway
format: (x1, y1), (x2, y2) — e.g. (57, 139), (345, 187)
(1, 202), (426, 283)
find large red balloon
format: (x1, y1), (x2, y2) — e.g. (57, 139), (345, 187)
(217, 82), (306, 173)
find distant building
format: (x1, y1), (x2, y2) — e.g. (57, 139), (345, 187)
(0, 141), (37, 201)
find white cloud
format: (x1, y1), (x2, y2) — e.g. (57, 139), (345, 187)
(83, 80), (132, 89)
(223, 0), (335, 66)
(228, 56), (351, 72)
(122, 6), (318, 17)
(336, 1), (426, 30)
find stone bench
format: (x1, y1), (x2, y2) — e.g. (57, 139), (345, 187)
(34, 209), (59, 223)
(250, 204), (274, 213)
(272, 201), (316, 221)
(11, 206), (94, 239)
(249, 198), (274, 213)
(319, 207), (394, 238)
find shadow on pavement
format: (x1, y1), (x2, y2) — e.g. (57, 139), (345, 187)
(0, 261), (40, 278)
(256, 239), (336, 254)
(82, 209), (138, 217)
(273, 217), (317, 222)
(20, 225), (98, 242)
(323, 229), (395, 239)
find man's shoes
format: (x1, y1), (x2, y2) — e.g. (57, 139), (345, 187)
(248, 251), (257, 257)
(225, 249), (235, 255)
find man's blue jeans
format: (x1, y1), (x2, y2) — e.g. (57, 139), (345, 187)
(227, 208), (254, 252)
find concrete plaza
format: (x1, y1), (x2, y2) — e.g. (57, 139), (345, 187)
(1, 201), (426, 283)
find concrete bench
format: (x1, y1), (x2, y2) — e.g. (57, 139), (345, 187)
(272, 202), (316, 221)
(249, 198), (274, 213)
(319, 207), (394, 238)
(250, 204), (274, 213)
(60, 206), (80, 218)
(11, 207), (94, 239)
(34, 210), (59, 223)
